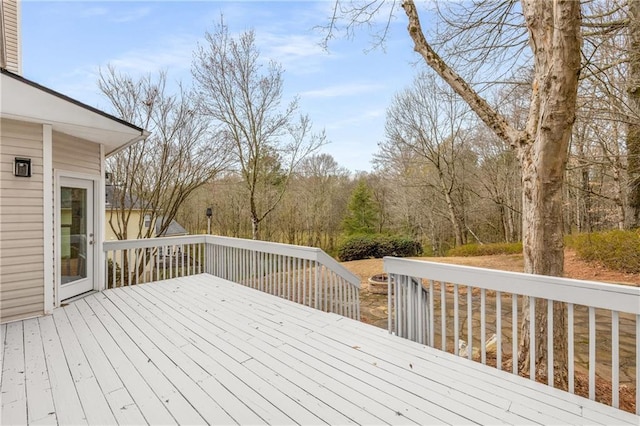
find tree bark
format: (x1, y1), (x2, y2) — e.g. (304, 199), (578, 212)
(628, 0), (640, 228)
(401, 0), (581, 388)
(516, 0), (581, 388)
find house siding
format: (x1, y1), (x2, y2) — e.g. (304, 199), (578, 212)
(52, 131), (101, 175)
(1, 0), (21, 74)
(0, 118), (44, 323)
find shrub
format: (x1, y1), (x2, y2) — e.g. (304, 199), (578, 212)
(565, 230), (640, 274)
(338, 234), (422, 261)
(446, 242), (523, 257)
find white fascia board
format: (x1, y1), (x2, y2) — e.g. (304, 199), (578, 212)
(0, 71), (146, 152)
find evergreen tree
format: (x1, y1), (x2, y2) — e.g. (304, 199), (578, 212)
(342, 180), (378, 235)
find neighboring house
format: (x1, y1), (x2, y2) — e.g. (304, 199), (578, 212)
(104, 184), (188, 241)
(0, 0), (148, 323)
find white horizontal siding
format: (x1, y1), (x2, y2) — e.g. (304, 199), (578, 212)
(0, 118), (44, 323)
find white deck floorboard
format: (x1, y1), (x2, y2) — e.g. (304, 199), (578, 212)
(2, 273), (639, 425)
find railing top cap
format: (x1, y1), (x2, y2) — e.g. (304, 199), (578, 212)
(385, 256), (638, 288)
(384, 257), (640, 313)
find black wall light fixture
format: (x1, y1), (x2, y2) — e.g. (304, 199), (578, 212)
(14, 157), (31, 177)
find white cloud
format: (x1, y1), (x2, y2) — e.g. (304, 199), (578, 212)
(300, 83), (385, 99)
(79, 7), (108, 18)
(106, 34), (197, 76)
(325, 108), (385, 130)
(257, 32), (333, 74)
(111, 7), (152, 24)
(76, 5), (151, 23)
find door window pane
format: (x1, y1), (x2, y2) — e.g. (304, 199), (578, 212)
(61, 187), (87, 284)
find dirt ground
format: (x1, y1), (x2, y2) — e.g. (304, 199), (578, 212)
(341, 250), (639, 414)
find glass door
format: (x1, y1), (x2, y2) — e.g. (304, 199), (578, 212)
(59, 177), (94, 300)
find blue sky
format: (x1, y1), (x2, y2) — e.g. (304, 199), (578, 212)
(21, 1), (425, 172)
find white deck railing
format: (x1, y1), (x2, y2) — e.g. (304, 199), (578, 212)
(103, 235), (361, 320)
(384, 257), (640, 414)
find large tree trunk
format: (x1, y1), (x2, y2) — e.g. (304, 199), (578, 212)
(516, 0), (581, 388)
(401, 0), (581, 388)
(628, 0), (640, 228)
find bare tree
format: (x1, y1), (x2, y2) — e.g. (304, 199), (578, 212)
(471, 125), (522, 242)
(383, 72), (474, 247)
(192, 19), (325, 240)
(99, 66), (230, 240)
(296, 154), (351, 250)
(326, 0), (582, 386)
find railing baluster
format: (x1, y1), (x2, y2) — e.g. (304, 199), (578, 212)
(512, 294), (518, 375)
(296, 257), (300, 303)
(169, 245), (173, 279)
(548, 299), (554, 387)
(428, 280), (434, 347)
(277, 254), (281, 296)
(529, 296), (535, 381)
(349, 283), (354, 319)
(589, 306), (596, 400)
(568, 303), (574, 394)
(111, 250), (116, 288)
(388, 274), (393, 333)
(331, 271), (335, 313)
(612, 310), (619, 408)
(129, 248), (134, 285)
(440, 281), (446, 352)
(234, 247), (239, 282)
(418, 279), (424, 345)
(246, 249), (250, 284)
(394, 277), (400, 336)
(481, 288), (486, 364)
(422, 288), (428, 344)
(344, 281), (349, 318)
(302, 258), (307, 305)
(322, 266), (327, 312)
(400, 276), (406, 337)
(340, 277), (345, 317)
(408, 277), (414, 340)
(314, 260), (319, 309)
(150, 247), (154, 281)
(496, 291), (501, 370)
(260, 251), (265, 292)
(288, 256), (293, 301)
(467, 287), (472, 361)
(453, 284), (459, 356)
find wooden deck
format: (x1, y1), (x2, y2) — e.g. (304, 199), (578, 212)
(2, 274), (638, 425)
